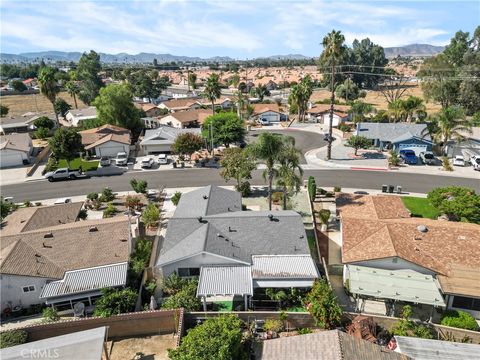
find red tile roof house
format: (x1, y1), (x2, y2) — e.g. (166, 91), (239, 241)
(252, 104), (285, 123)
(79, 124), (131, 158)
(134, 102), (163, 117)
(306, 103), (351, 127)
(336, 193), (480, 320)
(0, 203), (134, 313)
(157, 98), (201, 113)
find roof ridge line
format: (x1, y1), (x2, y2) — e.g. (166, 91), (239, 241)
(345, 223), (390, 257)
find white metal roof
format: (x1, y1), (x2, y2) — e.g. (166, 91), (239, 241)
(40, 262), (128, 299)
(0, 326), (106, 360)
(251, 255), (319, 279)
(394, 336), (480, 360)
(197, 266), (253, 296)
(346, 265), (446, 307)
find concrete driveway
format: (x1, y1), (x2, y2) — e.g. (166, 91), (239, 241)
(0, 166), (29, 186)
(247, 128), (327, 163)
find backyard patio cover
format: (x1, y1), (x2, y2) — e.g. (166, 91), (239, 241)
(346, 265), (446, 307)
(197, 265), (253, 297)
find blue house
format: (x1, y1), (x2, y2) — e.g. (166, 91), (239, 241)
(356, 122), (433, 155)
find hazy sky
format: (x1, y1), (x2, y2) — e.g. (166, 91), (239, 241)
(1, 0), (479, 57)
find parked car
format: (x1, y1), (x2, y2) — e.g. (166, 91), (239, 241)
(453, 155), (465, 167)
(141, 156), (155, 168)
(419, 151), (436, 165)
(115, 152), (128, 166)
(99, 156), (111, 167)
(44, 168), (80, 182)
(470, 155), (480, 170)
(158, 154), (168, 165)
(258, 118), (270, 126)
(399, 149), (418, 165)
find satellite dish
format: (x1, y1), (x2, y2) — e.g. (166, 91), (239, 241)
(73, 302), (85, 317)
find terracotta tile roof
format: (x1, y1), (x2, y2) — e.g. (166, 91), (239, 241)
(0, 217), (131, 279)
(159, 98), (200, 110)
(79, 124), (130, 146)
(253, 103), (281, 115)
(338, 194), (480, 297)
(0, 202), (83, 236)
(84, 133), (130, 150)
(169, 109), (211, 124)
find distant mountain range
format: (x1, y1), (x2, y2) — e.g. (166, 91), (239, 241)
(383, 44), (445, 58)
(0, 44), (444, 64)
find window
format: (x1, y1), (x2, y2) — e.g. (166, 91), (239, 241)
(178, 268), (200, 277)
(22, 285), (35, 293)
(452, 296), (480, 311)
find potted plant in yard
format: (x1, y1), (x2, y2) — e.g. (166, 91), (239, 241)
(318, 209), (331, 232)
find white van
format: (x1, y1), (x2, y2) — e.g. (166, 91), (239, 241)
(158, 154), (168, 165)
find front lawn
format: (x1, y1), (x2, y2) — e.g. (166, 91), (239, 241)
(401, 196), (439, 219)
(57, 157), (99, 171)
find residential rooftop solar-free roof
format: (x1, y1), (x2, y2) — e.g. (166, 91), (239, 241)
(346, 265), (446, 307)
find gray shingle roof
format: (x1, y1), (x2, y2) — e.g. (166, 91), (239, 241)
(141, 125), (201, 146)
(357, 122), (431, 142)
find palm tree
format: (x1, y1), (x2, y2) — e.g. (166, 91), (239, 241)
(65, 81), (80, 109)
(255, 84), (270, 102)
(422, 106), (472, 153)
(251, 132), (285, 210)
(387, 99), (406, 122)
(402, 96), (426, 122)
(276, 137), (304, 210)
(38, 66), (60, 123)
(321, 30), (346, 159)
(204, 73), (221, 115)
(288, 76), (313, 123)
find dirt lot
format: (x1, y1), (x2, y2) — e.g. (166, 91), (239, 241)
(0, 91), (86, 116)
(106, 334), (177, 360)
(310, 85), (442, 113)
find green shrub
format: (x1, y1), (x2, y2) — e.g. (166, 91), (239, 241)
(333, 186), (341, 192)
(338, 123), (350, 132)
(318, 209), (331, 225)
(297, 328), (312, 335)
(35, 127), (50, 139)
(272, 191), (283, 204)
(99, 187), (115, 202)
(87, 192), (98, 200)
(0, 330), (28, 349)
(103, 203), (117, 218)
(44, 157), (58, 173)
(161, 272), (190, 296)
(93, 288), (138, 317)
(171, 191), (182, 206)
(441, 310), (479, 331)
(42, 307), (60, 323)
(130, 179), (148, 194)
(236, 181), (251, 197)
(77, 209), (88, 220)
(307, 176), (316, 202)
(306, 278), (342, 329)
(142, 203), (159, 228)
(161, 279), (201, 311)
(264, 318), (283, 333)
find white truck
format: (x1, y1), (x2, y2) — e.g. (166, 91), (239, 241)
(470, 155), (480, 171)
(44, 168), (81, 182)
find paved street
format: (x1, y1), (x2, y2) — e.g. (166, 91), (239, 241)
(2, 168), (478, 202)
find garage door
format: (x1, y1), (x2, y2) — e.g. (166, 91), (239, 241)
(398, 143), (427, 155)
(144, 145), (171, 154)
(98, 145), (127, 158)
(0, 152), (24, 168)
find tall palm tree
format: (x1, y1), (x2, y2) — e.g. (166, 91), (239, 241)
(422, 106), (472, 153)
(65, 81), (80, 109)
(387, 99), (406, 122)
(321, 30), (346, 159)
(276, 137), (304, 210)
(204, 73), (221, 115)
(288, 76), (313, 123)
(38, 66), (60, 123)
(251, 132), (285, 211)
(402, 96), (426, 122)
(255, 84), (270, 102)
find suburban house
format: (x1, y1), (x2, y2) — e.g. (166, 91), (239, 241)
(336, 193), (480, 319)
(0, 133), (33, 168)
(155, 186), (318, 310)
(0, 327), (109, 360)
(65, 107), (97, 127)
(158, 109), (211, 129)
(142, 116), (161, 129)
(157, 98), (201, 112)
(22, 78), (37, 89)
(445, 127), (480, 158)
(306, 104), (351, 127)
(355, 122), (433, 155)
(252, 104), (285, 123)
(259, 330), (407, 360)
(197, 97), (233, 110)
(0, 115), (37, 134)
(79, 124), (131, 158)
(140, 125), (202, 154)
(0, 203), (133, 313)
(134, 102), (163, 117)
